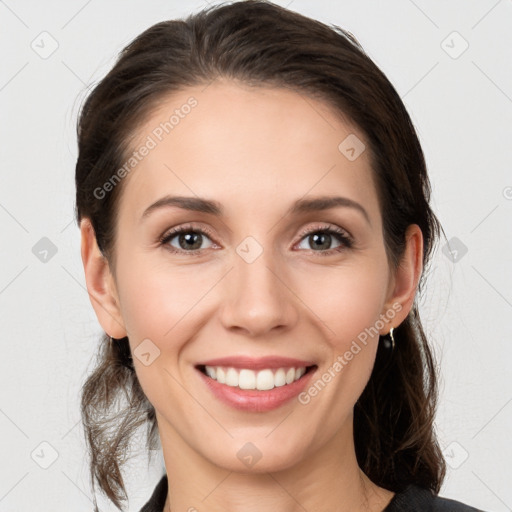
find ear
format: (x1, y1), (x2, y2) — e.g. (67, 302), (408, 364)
(80, 218), (127, 339)
(380, 224), (424, 334)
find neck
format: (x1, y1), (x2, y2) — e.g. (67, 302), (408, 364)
(158, 415), (394, 512)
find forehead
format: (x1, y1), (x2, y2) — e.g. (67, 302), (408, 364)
(117, 80), (379, 224)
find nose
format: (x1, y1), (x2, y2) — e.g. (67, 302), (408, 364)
(219, 244), (299, 338)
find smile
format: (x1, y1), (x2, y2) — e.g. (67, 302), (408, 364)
(198, 365), (314, 390)
(195, 361), (318, 412)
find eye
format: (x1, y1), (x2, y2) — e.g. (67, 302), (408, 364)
(295, 224), (353, 255)
(160, 224), (216, 254)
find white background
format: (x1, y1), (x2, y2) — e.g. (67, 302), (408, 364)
(0, 1), (511, 511)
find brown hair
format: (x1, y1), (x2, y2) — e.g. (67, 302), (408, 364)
(75, 1), (446, 510)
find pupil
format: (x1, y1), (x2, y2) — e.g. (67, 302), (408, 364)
(311, 232), (330, 250)
(180, 232), (202, 250)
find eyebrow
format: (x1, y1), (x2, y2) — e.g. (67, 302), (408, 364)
(141, 195), (371, 225)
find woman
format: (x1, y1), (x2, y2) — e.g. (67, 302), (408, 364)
(76, 1), (485, 510)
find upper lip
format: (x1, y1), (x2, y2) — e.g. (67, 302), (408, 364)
(195, 356), (317, 370)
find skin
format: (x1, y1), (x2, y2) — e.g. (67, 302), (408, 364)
(81, 79), (423, 512)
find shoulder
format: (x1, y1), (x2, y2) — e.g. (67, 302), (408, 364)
(384, 484), (485, 512)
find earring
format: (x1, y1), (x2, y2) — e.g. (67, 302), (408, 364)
(381, 327), (395, 351)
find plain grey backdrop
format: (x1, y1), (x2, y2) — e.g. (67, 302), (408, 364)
(1, 0), (511, 510)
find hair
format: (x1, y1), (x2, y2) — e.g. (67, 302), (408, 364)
(75, 1), (446, 510)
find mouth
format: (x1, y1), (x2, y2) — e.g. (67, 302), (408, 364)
(194, 363), (318, 412)
(195, 364), (317, 390)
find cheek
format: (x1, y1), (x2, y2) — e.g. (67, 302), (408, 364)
(297, 257), (390, 347)
(116, 254), (203, 343)
(115, 256), (209, 410)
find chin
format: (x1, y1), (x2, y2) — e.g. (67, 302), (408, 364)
(204, 438), (309, 474)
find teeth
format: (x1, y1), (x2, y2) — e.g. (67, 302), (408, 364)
(225, 368), (238, 387)
(239, 369), (256, 390)
(205, 366), (216, 379)
(274, 368), (286, 387)
(256, 369), (274, 390)
(216, 367), (225, 384)
(203, 365), (308, 390)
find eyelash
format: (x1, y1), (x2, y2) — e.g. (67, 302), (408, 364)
(159, 222), (354, 257)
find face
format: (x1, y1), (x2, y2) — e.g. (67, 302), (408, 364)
(96, 80), (407, 473)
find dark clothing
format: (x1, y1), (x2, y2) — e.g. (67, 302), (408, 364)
(139, 475), (167, 512)
(139, 474), (484, 511)
(382, 483), (484, 511)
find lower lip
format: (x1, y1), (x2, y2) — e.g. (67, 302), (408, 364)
(196, 367), (317, 412)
